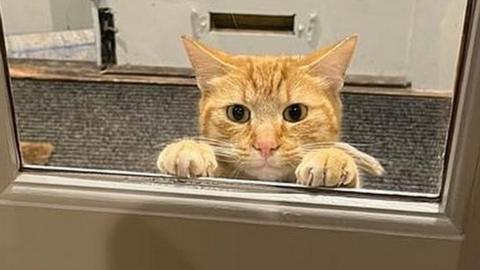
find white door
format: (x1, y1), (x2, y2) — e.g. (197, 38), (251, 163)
(1, 1), (480, 270)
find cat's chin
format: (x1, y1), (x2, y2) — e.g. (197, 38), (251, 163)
(243, 165), (291, 181)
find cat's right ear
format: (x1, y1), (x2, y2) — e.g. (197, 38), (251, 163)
(181, 36), (234, 91)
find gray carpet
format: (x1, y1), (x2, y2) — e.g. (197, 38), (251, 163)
(12, 79), (452, 194)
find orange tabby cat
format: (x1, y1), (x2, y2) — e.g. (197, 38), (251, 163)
(158, 35), (372, 187)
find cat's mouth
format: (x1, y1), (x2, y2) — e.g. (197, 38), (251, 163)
(249, 163), (280, 170)
(247, 157), (283, 169)
(243, 161), (291, 181)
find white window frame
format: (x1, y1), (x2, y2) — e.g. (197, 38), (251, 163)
(1, 1), (480, 267)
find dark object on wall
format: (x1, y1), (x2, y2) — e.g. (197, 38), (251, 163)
(210, 13), (295, 34)
(98, 8), (117, 68)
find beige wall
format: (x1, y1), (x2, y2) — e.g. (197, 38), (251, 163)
(0, 205), (461, 270)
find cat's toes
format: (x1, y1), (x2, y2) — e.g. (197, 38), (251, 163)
(157, 140), (217, 178)
(295, 148), (359, 188)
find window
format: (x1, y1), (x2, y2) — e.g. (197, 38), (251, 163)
(0, 1), (480, 269)
(0, 0), (474, 199)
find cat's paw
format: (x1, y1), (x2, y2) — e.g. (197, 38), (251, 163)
(295, 148), (359, 188)
(157, 140), (217, 178)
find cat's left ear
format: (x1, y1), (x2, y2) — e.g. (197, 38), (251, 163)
(301, 35), (358, 90)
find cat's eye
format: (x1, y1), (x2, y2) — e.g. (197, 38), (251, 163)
(226, 104), (250, 123)
(283, 103), (308, 122)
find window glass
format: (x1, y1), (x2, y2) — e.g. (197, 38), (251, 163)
(3, 0), (468, 195)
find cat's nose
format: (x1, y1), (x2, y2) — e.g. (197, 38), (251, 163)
(253, 140), (280, 159)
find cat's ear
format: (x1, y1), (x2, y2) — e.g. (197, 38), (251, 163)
(181, 36), (234, 90)
(301, 34), (358, 90)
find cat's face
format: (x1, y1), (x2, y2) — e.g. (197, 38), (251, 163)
(182, 36), (357, 180)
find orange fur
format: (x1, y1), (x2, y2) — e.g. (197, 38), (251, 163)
(158, 35), (363, 187)
(20, 141), (55, 165)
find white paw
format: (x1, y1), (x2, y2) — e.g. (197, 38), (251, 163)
(295, 148), (359, 187)
(157, 140), (217, 178)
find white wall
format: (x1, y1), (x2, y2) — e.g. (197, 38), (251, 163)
(0, 0), (54, 34)
(0, 0), (93, 35)
(49, 0), (94, 31)
(0, 0), (467, 90)
(105, 0), (467, 91)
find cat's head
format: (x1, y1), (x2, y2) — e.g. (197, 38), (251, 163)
(182, 35), (357, 180)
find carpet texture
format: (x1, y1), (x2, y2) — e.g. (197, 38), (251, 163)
(12, 79), (451, 193)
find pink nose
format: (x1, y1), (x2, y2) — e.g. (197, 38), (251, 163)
(253, 140), (280, 159)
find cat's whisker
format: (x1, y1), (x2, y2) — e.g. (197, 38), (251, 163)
(215, 157), (239, 164)
(301, 140), (388, 150)
(191, 136), (232, 145)
(159, 136), (245, 164)
(283, 160), (298, 169)
(211, 147), (237, 153)
(281, 151), (303, 163)
(152, 142), (170, 149)
(331, 142), (385, 176)
(231, 161), (245, 178)
(345, 141), (388, 147)
(156, 137), (232, 149)
(214, 152), (238, 158)
(212, 150), (242, 160)
(214, 151), (240, 158)
(204, 144), (239, 151)
(297, 142), (385, 176)
(216, 157), (239, 163)
(301, 141), (337, 149)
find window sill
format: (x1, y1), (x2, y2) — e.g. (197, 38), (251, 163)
(0, 170), (461, 240)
